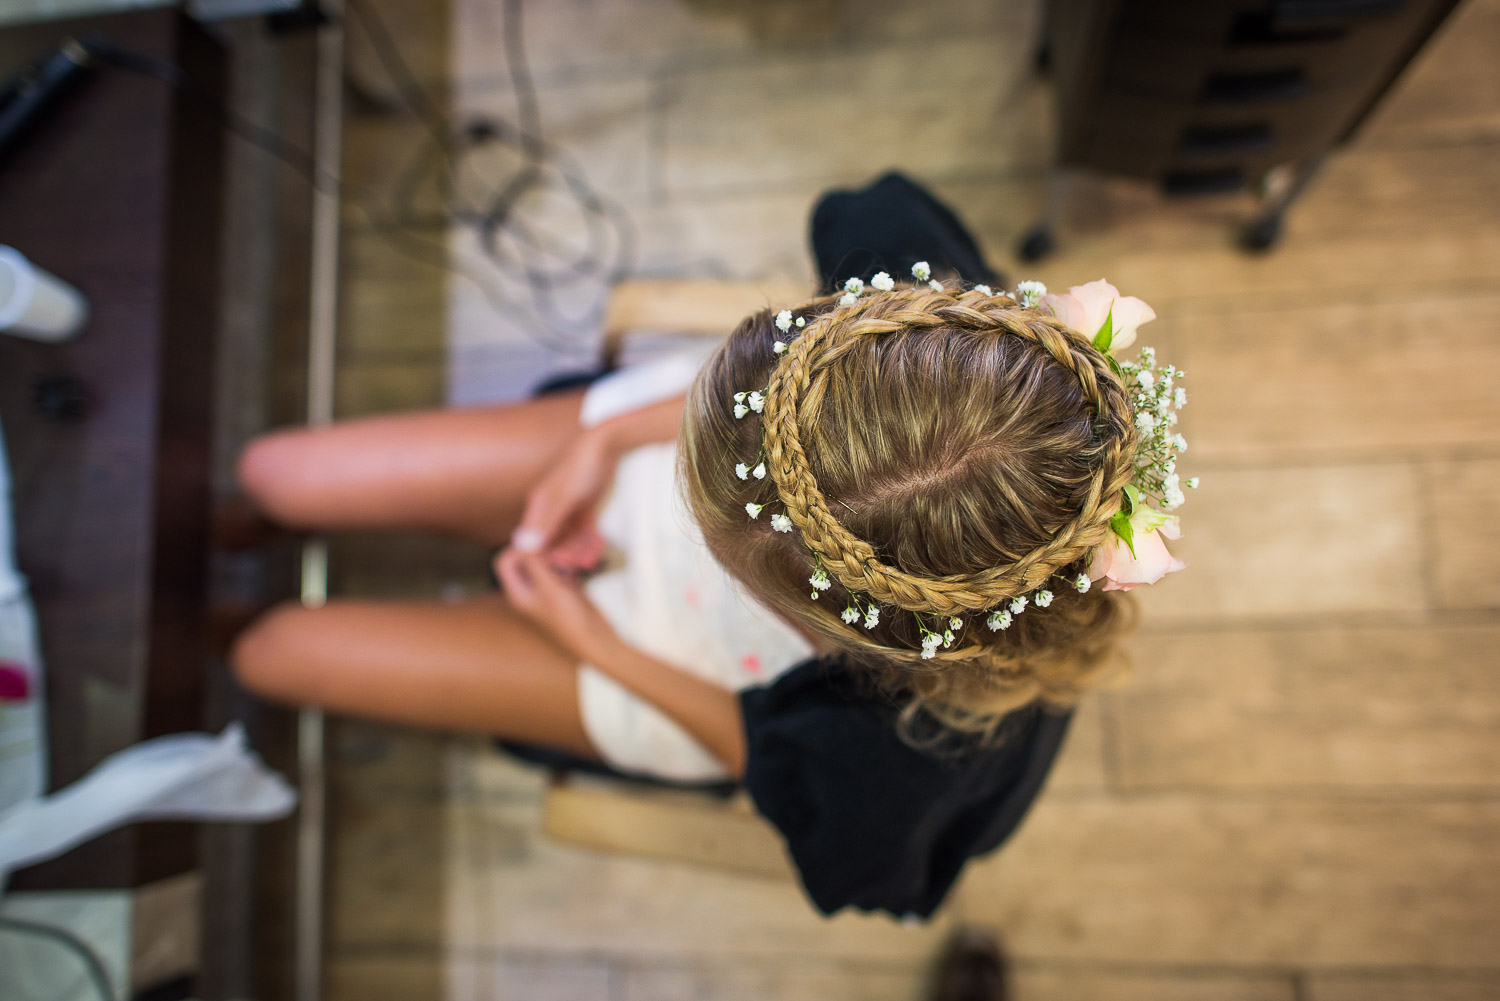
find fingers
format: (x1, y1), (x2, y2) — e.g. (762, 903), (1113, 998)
(514, 482), (570, 553)
(493, 547), (536, 605)
(547, 525), (606, 572)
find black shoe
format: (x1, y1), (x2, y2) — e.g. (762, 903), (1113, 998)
(928, 925), (1009, 1001)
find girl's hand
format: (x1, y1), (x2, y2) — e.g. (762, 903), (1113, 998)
(493, 547), (616, 661)
(512, 427), (616, 572)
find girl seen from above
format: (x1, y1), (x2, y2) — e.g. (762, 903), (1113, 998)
(230, 174), (1192, 918)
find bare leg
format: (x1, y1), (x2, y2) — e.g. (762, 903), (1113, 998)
(232, 595), (598, 758)
(235, 390), (587, 545)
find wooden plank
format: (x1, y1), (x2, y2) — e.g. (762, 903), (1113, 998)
(1112, 625), (1500, 791)
(1011, 967), (1296, 1001)
(541, 779), (794, 880)
(1308, 971), (1500, 1001)
(658, 35), (1048, 196)
(1173, 295), (1500, 462)
(621, 959), (922, 1001)
(955, 797), (1500, 968)
(443, 788), (952, 961)
(1358, 0), (1500, 147)
(1429, 458), (1500, 611)
(328, 953), (616, 1001)
(1133, 463), (1424, 626)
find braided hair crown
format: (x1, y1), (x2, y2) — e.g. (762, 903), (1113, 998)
(763, 285), (1139, 626)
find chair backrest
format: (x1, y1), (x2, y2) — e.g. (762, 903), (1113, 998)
(601, 279), (813, 368)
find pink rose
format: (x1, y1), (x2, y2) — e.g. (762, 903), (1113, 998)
(1041, 279), (1155, 352)
(1088, 520), (1186, 592)
(0, 661), (31, 702)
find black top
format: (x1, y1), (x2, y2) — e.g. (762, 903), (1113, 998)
(738, 658), (1071, 919)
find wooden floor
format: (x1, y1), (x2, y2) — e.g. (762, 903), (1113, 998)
(322, 0), (1500, 998)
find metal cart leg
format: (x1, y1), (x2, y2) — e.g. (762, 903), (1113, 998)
(1241, 154), (1328, 253)
(1017, 166), (1071, 263)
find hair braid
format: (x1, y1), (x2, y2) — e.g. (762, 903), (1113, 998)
(764, 287), (1137, 627)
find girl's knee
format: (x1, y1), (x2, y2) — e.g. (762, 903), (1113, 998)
(230, 601), (316, 702)
(235, 431), (313, 524)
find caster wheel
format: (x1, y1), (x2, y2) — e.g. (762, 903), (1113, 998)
(1017, 225), (1054, 263)
(1240, 214), (1283, 253)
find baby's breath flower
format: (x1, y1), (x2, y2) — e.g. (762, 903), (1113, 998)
(752, 462), (766, 479)
(809, 569), (832, 591)
(973, 284), (993, 296)
(949, 617), (963, 631)
(870, 271), (895, 292)
(770, 513), (793, 533)
(1136, 411), (1156, 434)
(986, 610), (1013, 631)
(745, 502), (763, 519)
(734, 403), (749, 419)
(942, 630), (956, 648)
(911, 261), (932, 282)
(839, 292), (858, 306)
(1185, 476), (1200, 489)
(1171, 433), (1188, 451)
(864, 607), (880, 629)
(735, 463), (750, 480)
(928, 279), (944, 292)
(844, 277), (865, 295)
(773, 340), (787, 355)
(1016, 280), (1046, 307)
(775, 310), (793, 332)
(748, 391), (765, 413)
(1074, 573), (1091, 593)
(1174, 387), (1187, 408)
(795, 316), (806, 327)
(1136, 369), (1155, 390)
(733, 391), (747, 403)
(841, 606), (860, 624)
(1009, 595), (1028, 615)
(1034, 589), (1054, 608)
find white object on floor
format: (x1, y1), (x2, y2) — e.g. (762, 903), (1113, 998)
(0, 247), (88, 343)
(0, 411), (45, 817)
(0, 723), (297, 890)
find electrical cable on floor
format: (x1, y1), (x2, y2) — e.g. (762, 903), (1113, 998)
(0, 914), (115, 1001)
(81, 0), (639, 356)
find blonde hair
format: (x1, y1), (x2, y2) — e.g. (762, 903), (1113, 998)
(680, 284), (1140, 738)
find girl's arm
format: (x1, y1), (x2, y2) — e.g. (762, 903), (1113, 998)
(594, 394), (687, 454)
(513, 394), (686, 556)
(495, 547), (748, 777)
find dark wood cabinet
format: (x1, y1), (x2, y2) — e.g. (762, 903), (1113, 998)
(0, 8), (224, 890)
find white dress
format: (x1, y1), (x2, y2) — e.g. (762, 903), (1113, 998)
(574, 351), (815, 782)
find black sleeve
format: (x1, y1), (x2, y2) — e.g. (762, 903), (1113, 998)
(738, 660), (1069, 919)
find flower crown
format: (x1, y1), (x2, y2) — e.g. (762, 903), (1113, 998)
(734, 265), (1194, 660)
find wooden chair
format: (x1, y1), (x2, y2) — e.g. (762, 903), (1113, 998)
(541, 277), (811, 878)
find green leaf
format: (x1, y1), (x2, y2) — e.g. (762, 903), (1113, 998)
(1109, 510), (1137, 558)
(1122, 484), (1140, 516)
(1092, 303), (1115, 353)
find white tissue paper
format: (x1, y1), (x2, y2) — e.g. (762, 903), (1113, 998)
(0, 415), (297, 892)
(0, 723), (297, 889)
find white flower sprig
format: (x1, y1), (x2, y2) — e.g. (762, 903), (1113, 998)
(770, 513), (793, 533)
(1016, 281), (1046, 308)
(911, 261), (931, 282)
(1117, 345), (1198, 512)
(871, 271), (895, 292)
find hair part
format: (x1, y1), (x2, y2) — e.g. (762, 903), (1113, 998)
(680, 286), (1139, 738)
